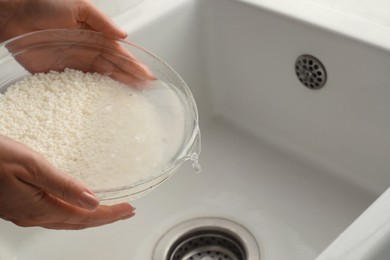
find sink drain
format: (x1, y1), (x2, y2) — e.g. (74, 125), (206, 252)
(170, 230), (245, 260)
(295, 54), (327, 89)
(153, 217), (260, 260)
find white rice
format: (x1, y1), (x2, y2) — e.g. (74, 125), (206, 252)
(0, 69), (168, 190)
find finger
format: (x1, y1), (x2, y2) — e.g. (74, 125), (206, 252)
(12, 190), (136, 227)
(40, 214), (135, 230)
(73, 28), (156, 81)
(101, 50), (156, 81)
(11, 211), (135, 230)
(41, 197), (135, 225)
(32, 210), (135, 230)
(102, 42), (156, 81)
(90, 55), (143, 87)
(86, 37), (156, 82)
(42, 211), (135, 230)
(77, 0), (127, 38)
(25, 155), (100, 210)
(7, 191), (135, 228)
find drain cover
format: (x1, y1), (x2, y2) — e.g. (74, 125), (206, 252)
(153, 217), (260, 260)
(295, 54), (327, 89)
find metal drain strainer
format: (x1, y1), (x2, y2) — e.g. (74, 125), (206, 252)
(170, 231), (245, 260)
(153, 217), (260, 260)
(295, 54), (327, 89)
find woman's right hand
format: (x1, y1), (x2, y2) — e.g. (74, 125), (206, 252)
(0, 135), (135, 230)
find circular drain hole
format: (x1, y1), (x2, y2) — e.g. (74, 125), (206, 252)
(295, 54), (327, 89)
(153, 217), (260, 260)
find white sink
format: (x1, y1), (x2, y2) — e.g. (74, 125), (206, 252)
(2, 0), (390, 259)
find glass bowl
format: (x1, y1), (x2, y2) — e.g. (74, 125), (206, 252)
(0, 29), (201, 204)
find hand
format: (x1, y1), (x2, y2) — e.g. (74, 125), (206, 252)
(0, 0), (127, 41)
(6, 29), (156, 87)
(0, 135), (136, 230)
(1, 0), (155, 87)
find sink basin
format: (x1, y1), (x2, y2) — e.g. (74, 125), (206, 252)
(1, 0), (390, 259)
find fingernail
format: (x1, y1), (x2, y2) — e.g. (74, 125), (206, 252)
(121, 211), (136, 220)
(120, 205), (135, 217)
(117, 24), (128, 38)
(78, 191), (100, 210)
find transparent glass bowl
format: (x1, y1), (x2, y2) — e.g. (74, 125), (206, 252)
(0, 29), (200, 203)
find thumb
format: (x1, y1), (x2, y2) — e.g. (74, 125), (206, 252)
(29, 158), (100, 210)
